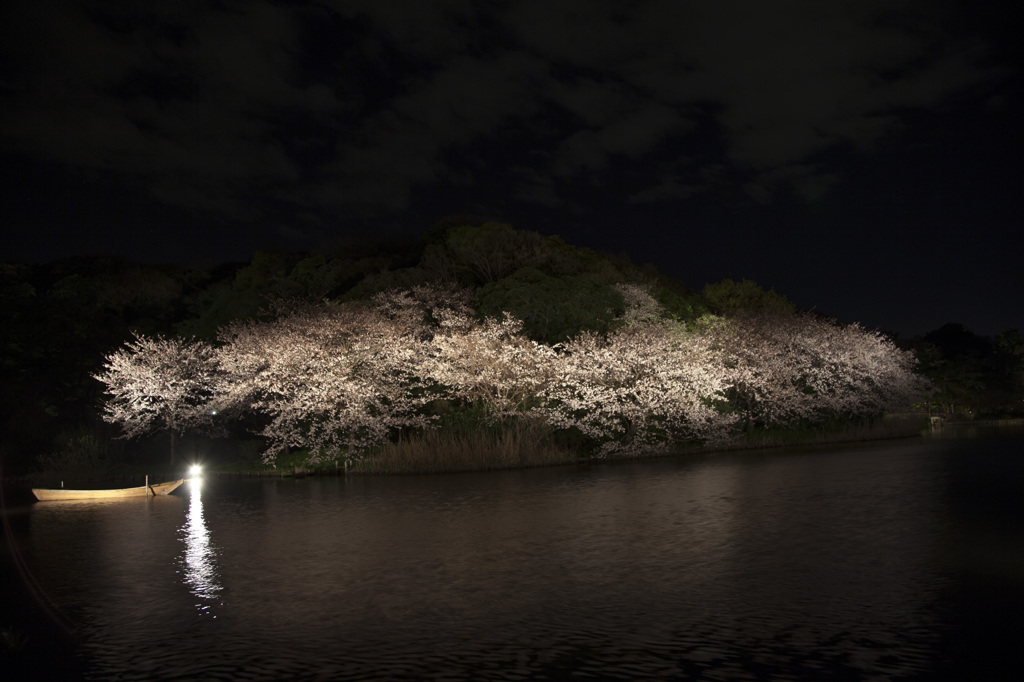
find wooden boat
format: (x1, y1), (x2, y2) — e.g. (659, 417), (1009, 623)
(31, 478), (185, 501)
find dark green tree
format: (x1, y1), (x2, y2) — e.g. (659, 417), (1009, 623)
(702, 278), (797, 316)
(476, 267), (622, 344)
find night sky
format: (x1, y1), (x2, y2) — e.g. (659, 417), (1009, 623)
(1, 0), (1020, 337)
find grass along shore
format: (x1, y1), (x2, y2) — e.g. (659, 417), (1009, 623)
(350, 418), (575, 474)
(16, 414), (936, 485)
(342, 413), (932, 475)
(195, 413), (934, 477)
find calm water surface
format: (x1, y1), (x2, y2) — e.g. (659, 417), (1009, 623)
(8, 428), (1024, 680)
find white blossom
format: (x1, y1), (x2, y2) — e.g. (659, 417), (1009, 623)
(94, 333), (219, 462)
(534, 321), (738, 456)
(216, 300), (434, 464)
(96, 286), (932, 466)
(699, 313), (930, 429)
(422, 312), (558, 419)
(611, 282), (665, 326)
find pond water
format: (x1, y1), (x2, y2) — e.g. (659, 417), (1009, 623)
(5, 427), (1023, 680)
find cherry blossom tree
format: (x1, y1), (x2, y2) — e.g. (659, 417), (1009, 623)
(93, 279), (932, 470)
(94, 333), (219, 464)
(371, 282), (476, 337)
(611, 282), (666, 327)
(423, 312), (558, 420)
(698, 313), (930, 430)
(534, 320), (738, 456)
(692, 313), (818, 430)
(790, 317), (931, 420)
(215, 298), (438, 465)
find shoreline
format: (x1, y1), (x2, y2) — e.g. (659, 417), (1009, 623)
(6, 417), (1023, 486)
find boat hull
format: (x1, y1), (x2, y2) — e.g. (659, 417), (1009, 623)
(31, 479), (185, 501)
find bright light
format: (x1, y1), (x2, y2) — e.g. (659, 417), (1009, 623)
(189, 464), (203, 477)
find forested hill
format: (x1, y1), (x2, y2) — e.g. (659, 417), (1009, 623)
(2, 222), (1022, 474)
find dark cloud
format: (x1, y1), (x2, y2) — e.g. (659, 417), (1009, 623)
(1, 0), (1005, 217)
(0, 0), (1019, 334)
(1, 0), (335, 223)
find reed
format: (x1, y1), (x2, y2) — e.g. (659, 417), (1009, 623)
(352, 418), (577, 474)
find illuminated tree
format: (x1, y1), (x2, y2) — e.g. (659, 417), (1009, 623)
(94, 334), (219, 464)
(138, 282), (932, 468)
(693, 313), (815, 430)
(700, 313), (930, 429)
(371, 282), (476, 336)
(534, 317), (738, 456)
(216, 299), (435, 466)
(611, 282), (668, 326)
(793, 318), (931, 419)
(423, 312), (558, 419)
(420, 283), (666, 424)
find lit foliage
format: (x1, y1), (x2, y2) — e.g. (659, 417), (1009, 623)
(371, 282), (476, 335)
(93, 333), (219, 460)
(611, 282), (668, 327)
(215, 299), (435, 464)
(96, 283), (931, 464)
(532, 290), (737, 456)
(700, 313), (931, 429)
(374, 283), (559, 421)
(534, 322), (739, 456)
(425, 311), (559, 419)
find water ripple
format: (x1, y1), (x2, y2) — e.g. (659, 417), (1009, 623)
(18, 434), (1024, 680)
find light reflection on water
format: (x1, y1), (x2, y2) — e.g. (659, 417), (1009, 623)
(14, 429), (1024, 680)
(179, 478), (222, 614)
